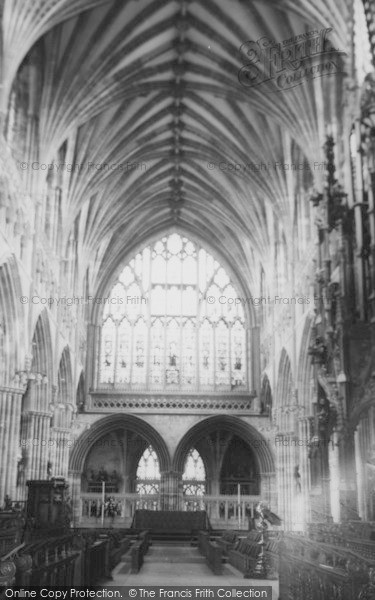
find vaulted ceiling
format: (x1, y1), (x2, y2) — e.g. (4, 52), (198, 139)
(1, 0), (351, 295)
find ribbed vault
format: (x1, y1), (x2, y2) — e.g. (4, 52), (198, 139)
(68, 414), (171, 472)
(1, 0), (350, 295)
(173, 415), (275, 474)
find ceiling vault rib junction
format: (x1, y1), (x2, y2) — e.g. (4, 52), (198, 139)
(1, 0), (350, 298)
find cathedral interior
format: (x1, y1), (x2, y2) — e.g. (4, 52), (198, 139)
(1, 0), (375, 597)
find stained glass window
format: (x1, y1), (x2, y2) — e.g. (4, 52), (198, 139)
(183, 449), (206, 496)
(100, 318), (116, 383)
(136, 446), (160, 495)
(98, 233), (247, 391)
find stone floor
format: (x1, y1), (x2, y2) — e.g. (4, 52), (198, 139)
(105, 543), (279, 593)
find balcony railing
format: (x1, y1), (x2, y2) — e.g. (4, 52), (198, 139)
(85, 391), (258, 413)
(78, 493), (261, 529)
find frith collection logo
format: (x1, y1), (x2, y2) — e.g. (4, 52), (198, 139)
(238, 28), (346, 92)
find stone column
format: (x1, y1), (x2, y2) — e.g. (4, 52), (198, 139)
(260, 473), (277, 511)
(354, 427), (367, 519)
(86, 324), (100, 389)
(298, 417), (312, 527)
(338, 431), (359, 521)
(30, 412), (52, 479)
(160, 471), (182, 510)
(0, 386), (24, 503)
(68, 469), (82, 526)
(329, 430), (340, 522)
(251, 326), (261, 394)
(20, 410), (52, 488)
(50, 427), (70, 477)
(275, 434), (294, 529)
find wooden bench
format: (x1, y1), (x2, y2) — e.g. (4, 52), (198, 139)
(130, 531), (150, 574)
(263, 535), (280, 579)
(279, 533), (372, 600)
(21, 535), (80, 586)
(228, 532), (263, 576)
(198, 531), (223, 575)
(105, 530), (132, 569)
(217, 531), (238, 554)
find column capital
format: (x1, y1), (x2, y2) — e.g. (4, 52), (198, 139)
(160, 470), (182, 477)
(68, 469), (82, 477)
(0, 386), (25, 396)
(23, 410), (52, 419)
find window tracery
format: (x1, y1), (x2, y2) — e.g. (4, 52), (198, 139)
(136, 446), (160, 495)
(183, 449), (206, 496)
(98, 234), (247, 391)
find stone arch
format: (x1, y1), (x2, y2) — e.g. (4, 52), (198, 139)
(69, 414), (171, 474)
(24, 309), (53, 413)
(172, 416), (275, 506)
(76, 371), (85, 413)
(0, 256), (24, 386)
(57, 346), (73, 401)
(0, 257), (25, 502)
(297, 315), (315, 412)
(276, 348), (304, 529)
(92, 227), (256, 327)
(53, 346), (74, 429)
(17, 310), (54, 489)
(30, 309), (54, 380)
(350, 392), (375, 520)
(92, 231), (252, 392)
(173, 415), (275, 475)
(260, 374), (273, 417)
(276, 349), (295, 432)
(277, 348), (293, 406)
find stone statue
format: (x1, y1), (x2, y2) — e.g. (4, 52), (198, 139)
(16, 450), (27, 486)
(294, 465), (302, 493)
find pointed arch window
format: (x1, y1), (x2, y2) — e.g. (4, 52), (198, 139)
(98, 233), (248, 391)
(136, 446), (160, 495)
(182, 449), (206, 496)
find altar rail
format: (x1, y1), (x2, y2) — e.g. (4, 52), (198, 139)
(79, 493), (261, 529)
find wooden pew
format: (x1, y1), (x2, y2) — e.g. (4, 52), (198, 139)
(198, 531), (223, 575)
(130, 531), (150, 574)
(279, 531), (374, 599)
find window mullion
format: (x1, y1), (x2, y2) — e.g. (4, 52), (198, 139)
(145, 292), (150, 392)
(179, 248), (183, 391)
(213, 321), (216, 392)
(179, 306), (183, 391)
(130, 321), (134, 389)
(97, 325), (102, 387)
(196, 246), (200, 392)
(98, 234), (248, 393)
(147, 248), (152, 390)
(163, 249), (167, 392)
(113, 321), (119, 384)
(228, 321), (232, 390)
